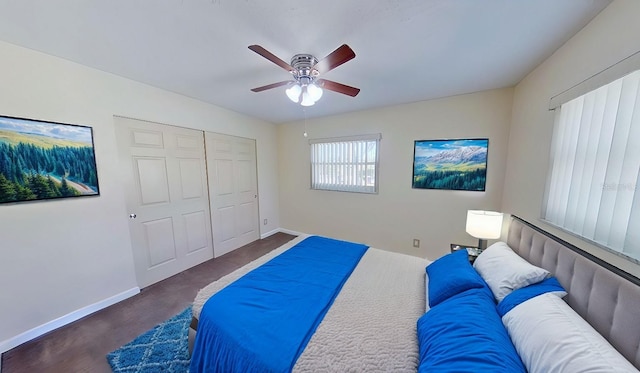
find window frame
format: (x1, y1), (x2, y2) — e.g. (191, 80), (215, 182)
(308, 134), (381, 194)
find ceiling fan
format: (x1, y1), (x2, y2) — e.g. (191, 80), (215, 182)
(249, 44), (360, 106)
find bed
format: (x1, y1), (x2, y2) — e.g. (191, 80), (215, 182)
(189, 215), (640, 372)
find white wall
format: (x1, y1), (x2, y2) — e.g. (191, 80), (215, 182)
(278, 88), (513, 260)
(503, 0), (640, 277)
(0, 40), (280, 351)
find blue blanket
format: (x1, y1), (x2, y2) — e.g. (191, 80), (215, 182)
(190, 236), (369, 373)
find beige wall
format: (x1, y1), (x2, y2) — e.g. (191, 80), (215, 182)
(0, 41), (280, 351)
(278, 88), (513, 260)
(503, 0), (640, 278)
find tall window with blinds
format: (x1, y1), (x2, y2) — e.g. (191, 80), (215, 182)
(309, 134), (381, 193)
(543, 69), (640, 262)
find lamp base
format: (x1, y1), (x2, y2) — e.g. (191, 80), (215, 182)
(478, 239), (488, 250)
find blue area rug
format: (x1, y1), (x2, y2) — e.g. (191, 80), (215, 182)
(107, 307), (191, 373)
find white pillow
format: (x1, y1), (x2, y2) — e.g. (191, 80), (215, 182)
(424, 272), (431, 313)
(473, 241), (549, 302)
(502, 293), (638, 373)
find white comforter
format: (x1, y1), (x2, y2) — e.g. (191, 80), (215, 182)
(192, 235), (429, 372)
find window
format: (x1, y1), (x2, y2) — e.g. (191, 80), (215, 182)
(543, 69), (640, 261)
(309, 134), (381, 193)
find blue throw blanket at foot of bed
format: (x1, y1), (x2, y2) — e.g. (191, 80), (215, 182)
(190, 236), (369, 373)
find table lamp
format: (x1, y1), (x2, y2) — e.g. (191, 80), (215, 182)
(466, 210), (503, 250)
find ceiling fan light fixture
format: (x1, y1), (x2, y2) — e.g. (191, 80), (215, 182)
(300, 88), (315, 106)
(285, 83), (302, 103)
(307, 83), (323, 102)
(249, 44), (359, 104)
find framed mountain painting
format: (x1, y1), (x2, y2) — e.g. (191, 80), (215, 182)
(0, 115), (100, 204)
(412, 138), (488, 191)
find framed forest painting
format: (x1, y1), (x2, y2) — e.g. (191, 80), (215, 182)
(412, 138), (488, 191)
(0, 115), (99, 204)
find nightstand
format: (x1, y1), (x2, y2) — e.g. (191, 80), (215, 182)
(450, 244), (482, 264)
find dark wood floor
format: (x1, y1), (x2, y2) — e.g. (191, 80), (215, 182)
(1, 232), (296, 373)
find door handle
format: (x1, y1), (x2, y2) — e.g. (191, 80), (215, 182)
(129, 213), (137, 219)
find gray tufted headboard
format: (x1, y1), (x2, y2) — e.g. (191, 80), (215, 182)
(507, 216), (640, 369)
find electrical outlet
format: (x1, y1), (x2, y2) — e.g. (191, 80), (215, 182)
(263, 218), (268, 225)
(413, 239), (420, 248)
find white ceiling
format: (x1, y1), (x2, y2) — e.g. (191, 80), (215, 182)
(0, 0), (611, 124)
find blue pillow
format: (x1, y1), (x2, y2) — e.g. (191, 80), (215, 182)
(426, 249), (487, 307)
(417, 288), (526, 372)
(497, 277), (566, 317)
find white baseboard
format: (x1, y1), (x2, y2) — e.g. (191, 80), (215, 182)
(260, 227), (305, 239)
(260, 228), (280, 239)
(0, 287), (140, 355)
(278, 228), (305, 236)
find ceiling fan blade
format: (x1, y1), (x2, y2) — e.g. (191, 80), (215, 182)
(314, 44), (356, 74)
(318, 79), (360, 97)
(251, 80), (291, 92)
(248, 45), (294, 72)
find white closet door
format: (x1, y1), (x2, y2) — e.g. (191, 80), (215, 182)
(115, 117), (213, 288)
(206, 132), (259, 257)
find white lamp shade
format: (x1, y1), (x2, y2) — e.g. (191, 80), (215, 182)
(285, 84), (302, 103)
(466, 210), (503, 239)
(300, 89), (315, 106)
(307, 83), (323, 102)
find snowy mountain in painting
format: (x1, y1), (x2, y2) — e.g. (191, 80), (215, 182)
(414, 146), (487, 169)
(425, 146), (486, 165)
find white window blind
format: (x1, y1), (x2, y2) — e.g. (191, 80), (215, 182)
(309, 134), (381, 193)
(543, 69), (640, 261)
